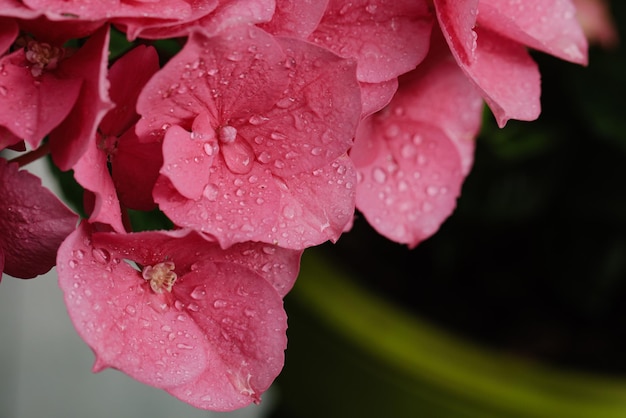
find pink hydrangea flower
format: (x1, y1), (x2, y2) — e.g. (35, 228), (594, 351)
(352, 36), (483, 247)
(433, 0), (588, 126)
(57, 222), (301, 410)
(137, 25), (361, 249)
(0, 158), (78, 279)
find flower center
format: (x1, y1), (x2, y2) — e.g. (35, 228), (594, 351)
(142, 261), (177, 294)
(24, 40), (64, 77)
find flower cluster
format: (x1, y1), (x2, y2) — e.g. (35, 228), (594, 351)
(0, 0), (594, 411)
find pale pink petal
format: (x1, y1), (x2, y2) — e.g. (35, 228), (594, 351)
(272, 154), (357, 248)
(136, 27), (288, 142)
(259, 0), (328, 38)
(0, 50), (82, 148)
(160, 123), (216, 200)
(353, 120), (463, 247)
(0, 0), (41, 19)
(462, 27), (541, 127)
(433, 0), (479, 65)
(22, 0), (195, 21)
(396, 38), (482, 175)
(0, 158), (78, 278)
(478, 0), (588, 65)
(310, 0), (433, 83)
(359, 78), (398, 118)
(50, 25), (114, 170)
(57, 224), (290, 410)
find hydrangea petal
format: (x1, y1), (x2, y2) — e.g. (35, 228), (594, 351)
(110, 128), (162, 211)
(73, 136), (125, 233)
(310, 0), (433, 83)
(49, 25), (114, 170)
(463, 27), (541, 127)
(136, 26), (288, 142)
(0, 17), (18, 55)
(478, 0), (588, 65)
(359, 78), (398, 118)
(0, 158), (78, 278)
(396, 37), (483, 175)
(354, 120), (463, 247)
(259, 0), (328, 38)
(237, 35), (361, 177)
(433, 0), (479, 65)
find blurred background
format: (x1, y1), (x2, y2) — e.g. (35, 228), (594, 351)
(2, 1), (626, 417)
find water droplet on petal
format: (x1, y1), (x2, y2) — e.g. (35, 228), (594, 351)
(190, 286), (207, 300)
(69, 259), (78, 268)
(213, 299), (228, 308)
(92, 248), (111, 264)
(372, 167), (387, 184)
(203, 183), (219, 201)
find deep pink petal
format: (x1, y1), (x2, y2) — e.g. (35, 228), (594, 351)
(0, 17), (18, 55)
(478, 0), (588, 64)
(100, 45), (160, 136)
(73, 135), (126, 233)
(259, 0), (328, 38)
(50, 25), (114, 170)
(354, 120), (463, 247)
(0, 50), (82, 148)
(433, 0), (479, 65)
(310, 0), (433, 83)
(0, 158), (78, 278)
(463, 27), (541, 127)
(57, 224), (290, 410)
(110, 128), (162, 211)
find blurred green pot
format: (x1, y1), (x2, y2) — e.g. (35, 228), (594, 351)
(271, 250), (626, 418)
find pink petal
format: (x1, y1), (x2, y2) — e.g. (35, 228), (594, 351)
(160, 123), (216, 200)
(353, 119), (463, 247)
(0, 158), (78, 278)
(22, 0), (195, 21)
(57, 224), (290, 410)
(259, 0), (329, 38)
(478, 0), (588, 65)
(0, 17), (18, 55)
(110, 128), (162, 211)
(49, 25), (114, 170)
(433, 0), (479, 65)
(396, 38), (483, 175)
(0, 50), (82, 148)
(572, 0), (619, 48)
(136, 26), (288, 142)
(100, 45), (160, 136)
(463, 27), (541, 127)
(118, 0), (219, 40)
(72, 135), (126, 233)
(359, 78), (398, 118)
(310, 0), (433, 83)
(0, 0), (41, 19)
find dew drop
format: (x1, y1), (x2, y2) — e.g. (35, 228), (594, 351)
(190, 286), (207, 300)
(177, 343), (194, 350)
(426, 186), (439, 196)
(257, 151), (271, 163)
(125, 305), (137, 315)
(310, 147), (322, 156)
(69, 259), (78, 268)
(203, 183), (219, 201)
(92, 248), (111, 264)
(213, 299), (228, 308)
(372, 167), (387, 184)
(187, 303), (200, 312)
